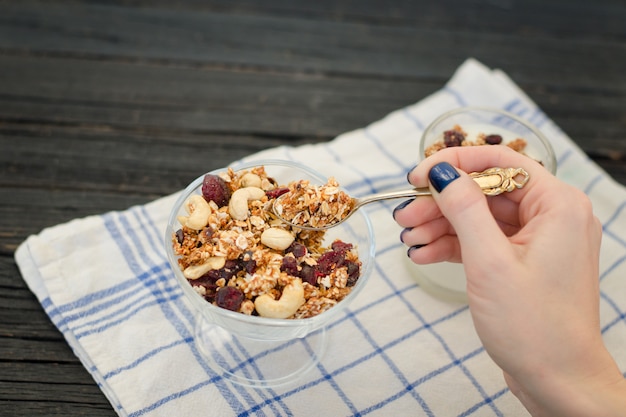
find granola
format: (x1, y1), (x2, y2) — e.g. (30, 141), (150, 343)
(424, 124), (529, 157)
(272, 177), (355, 229)
(171, 166), (362, 319)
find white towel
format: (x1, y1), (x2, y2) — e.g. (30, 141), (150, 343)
(15, 58), (626, 417)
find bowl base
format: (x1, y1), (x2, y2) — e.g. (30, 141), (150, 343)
(194, 318), (327, 388)
(403, 254), (468, 304)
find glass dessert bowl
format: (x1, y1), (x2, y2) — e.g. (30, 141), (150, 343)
(420, 106), (557, 173)
(164, 159), (375, 387)
(410, 107), (557, 303)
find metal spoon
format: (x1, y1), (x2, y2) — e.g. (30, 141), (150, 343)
(272, 167), (530, 231)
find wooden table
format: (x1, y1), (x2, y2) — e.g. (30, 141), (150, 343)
(1, 1), (625, 415)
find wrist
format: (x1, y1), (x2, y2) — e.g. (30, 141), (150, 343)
(511, 348), (626, 417)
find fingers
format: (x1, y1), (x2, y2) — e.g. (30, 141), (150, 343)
(396, 146), (556, 266)
(426, 162), (513, 263)
(408, 146), (554, 205)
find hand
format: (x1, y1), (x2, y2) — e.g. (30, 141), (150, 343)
(393, 146), (626, 416)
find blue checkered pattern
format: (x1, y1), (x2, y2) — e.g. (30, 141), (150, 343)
(16, 59), (626, 417)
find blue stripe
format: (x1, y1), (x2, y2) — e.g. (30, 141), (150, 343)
(104, 337), (194, 379)
(102, 212), (253, 415)
(75, 292), (184, 339)
(444, 86), (467, 106)
(584, 173), (605, 195)
(128, 207), (293, 416)
(458, 387), (509, 416)
(402, 107), (425, 130)
(363, 126), (413, 172)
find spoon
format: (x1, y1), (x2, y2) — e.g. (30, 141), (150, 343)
(272, 167), (530, 231)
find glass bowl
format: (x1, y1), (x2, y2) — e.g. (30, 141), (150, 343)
(164, 159), (375, 386)
(410, 107), (557, 303)
(419, 106), (557, 174)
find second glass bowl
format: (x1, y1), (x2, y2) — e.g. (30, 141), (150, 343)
(419, 106), (557, 174)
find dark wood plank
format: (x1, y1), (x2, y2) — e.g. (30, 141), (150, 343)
(0, 401), (115, 417)
(0, 2), (623, 89)
(0, 55), (437, 137)
(6, 0), (626, 42)
(0, 54), (623, 164)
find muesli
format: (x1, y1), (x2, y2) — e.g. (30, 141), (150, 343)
(424, 124), (528, 157)
(273, 177), (354, 229)
(171, 166), (362, 319)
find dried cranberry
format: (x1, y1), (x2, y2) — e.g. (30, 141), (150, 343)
(443, 130), (465, 147)
(331, 240), (353, 253)
(201, 174), (231, 207)
(215, 286), (244, 311)
(317, 250), (346, 275)
(266, 187), (290, 199)
(299, 264), (318, 285)
(484, 134), (503, 145)
(175, 229), (184, 245)
(281, 256), (299, 276)
(286, 242), (307, 258)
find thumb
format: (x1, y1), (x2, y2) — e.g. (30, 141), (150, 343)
(428, 162), (511, 263)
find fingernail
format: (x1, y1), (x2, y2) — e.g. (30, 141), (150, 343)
(407, 244), (427, 257)
(429, 162), (460, 193)
(406, 165), (417, 184)
(400, 227), (412, 243)
(392, 199), (415, 219)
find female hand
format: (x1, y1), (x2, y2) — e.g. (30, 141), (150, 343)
(393, 146), (626, 416)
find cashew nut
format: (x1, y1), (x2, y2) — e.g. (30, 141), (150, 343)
(183, 256), (226, 279)
(240, 173), (262, 188)
(183, 195), (212, 230)
(228, 187), (265, 220)
(254, 279), (305, 318)
(260, 227), (295, 251)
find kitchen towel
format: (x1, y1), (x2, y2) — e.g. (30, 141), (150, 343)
(15, 58), (626, 417)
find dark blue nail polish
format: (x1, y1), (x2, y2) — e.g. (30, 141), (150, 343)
(407, 244), (427, 256)
(392, 198), (415, 219)
(429, 162), (460, 193)
(406, 165), (417, 184)
(400, 227), (412, 243)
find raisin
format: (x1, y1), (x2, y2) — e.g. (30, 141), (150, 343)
(345, 260), (361, 287)
(201, 174), (231, 207)
(286, 242), (307, 258)
(443, 129), (465, 147)
(193, 272), (221, 302)
(485, 134), (503, 145)
(239, 251), (257, 274)
(241, 257), (257, 274)
(175, 229), (184, 245)
(220, 259), (243, 280)
(299, 264), (318, 285)
(281, 256), (299, 276)
(215, 286), (244, 311)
